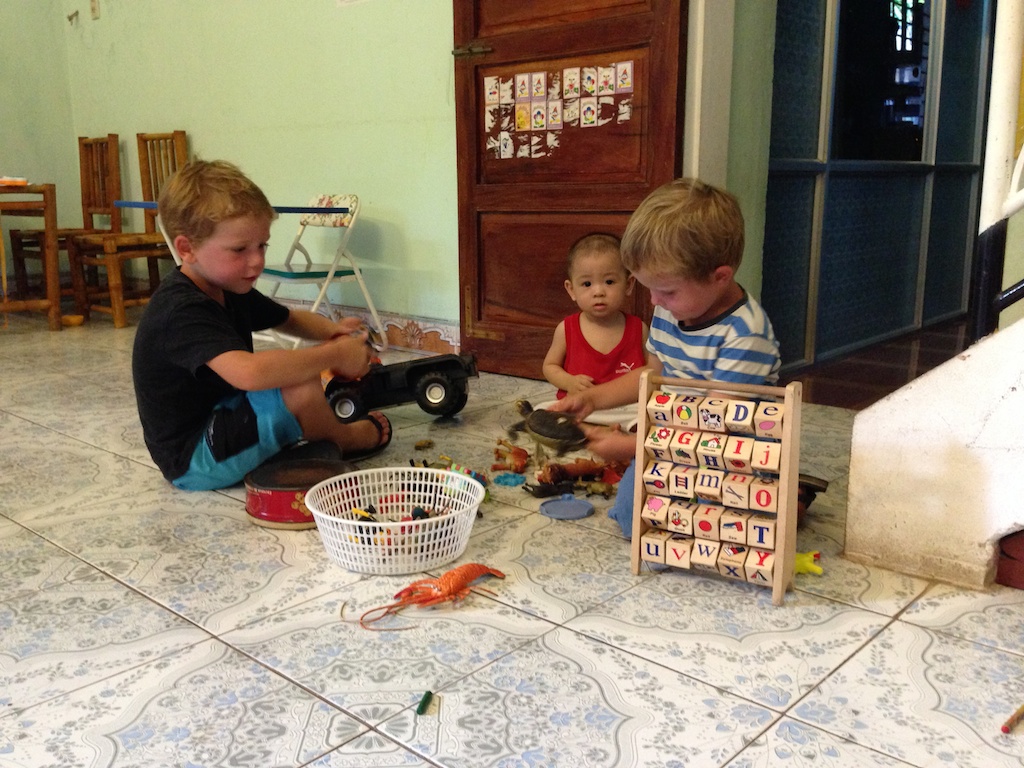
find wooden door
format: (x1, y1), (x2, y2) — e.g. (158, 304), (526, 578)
(455, 0), (688, 378)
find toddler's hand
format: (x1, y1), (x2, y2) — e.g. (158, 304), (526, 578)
(565, 375), (595, 395)
(326, 334), (372, 380)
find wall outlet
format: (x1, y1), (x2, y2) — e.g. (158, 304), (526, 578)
(90, 0), (100, 20)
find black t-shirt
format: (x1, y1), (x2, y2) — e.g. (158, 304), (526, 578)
(132, 269), (290, 481)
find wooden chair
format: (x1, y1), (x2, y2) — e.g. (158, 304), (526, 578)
(69, 131), (188, 327)
(9, 134), (121, 298)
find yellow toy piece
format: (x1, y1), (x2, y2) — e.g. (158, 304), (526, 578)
(794, 550), (823, 576)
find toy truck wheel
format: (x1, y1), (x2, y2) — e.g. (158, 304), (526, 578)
(414, 371), (465, 416)
(328, 386), (364, 423)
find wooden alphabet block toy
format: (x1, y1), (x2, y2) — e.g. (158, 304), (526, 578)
(644, 425), (675, 461)
(668, 464), (698, 500)
(698, 397), (729, 432)
(693, 504), (723, 540)
(666, 501), (696, 534)
(640, 529), (672, 564)
(744, 548), (775, 585)
(672, 395), (701, 428)
(666, 534), (694, 568)
(642, 460), (673, 495)
(635, 376), (803, 606)
(754, 402), (785, 439)
(690, 538), (721, 573)
(752, 440), (782, 472)
(724, 434), (754, 471)
(719, 509), (750, 544)
(670, 429), (700, 465)
(747, 514), (776, 549)
(640, 495), (670, 528)
(725, 399), (757, 434)
(717, 544), (748, 581)
(696, 433), (726, 468)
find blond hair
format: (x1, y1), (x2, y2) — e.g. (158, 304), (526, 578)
(620, 178), (744, 280)
(566, 233), (623, 278)
(158, 160), (276, 244)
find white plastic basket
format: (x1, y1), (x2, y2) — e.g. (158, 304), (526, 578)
(305, 467), (485, 575)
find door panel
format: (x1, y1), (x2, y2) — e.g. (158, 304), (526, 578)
(455, 0), (687, 378)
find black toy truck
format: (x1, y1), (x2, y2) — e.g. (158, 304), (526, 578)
(324, 353), (478, 423)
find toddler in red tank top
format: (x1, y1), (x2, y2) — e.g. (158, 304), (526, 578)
(540, 234), (655, 426)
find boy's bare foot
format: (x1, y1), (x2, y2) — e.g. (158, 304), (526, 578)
(341, 411), (392, 460)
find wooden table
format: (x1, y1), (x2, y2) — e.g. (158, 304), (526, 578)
(0, 183), (61, 330)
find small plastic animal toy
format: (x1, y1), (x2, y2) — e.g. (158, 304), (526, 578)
(359, 562), (505, 629)
(508, 400), (588, 462)
(535, 457), (605, 485)
(794, 551), (823, 575)
(492, 438), (530, 473)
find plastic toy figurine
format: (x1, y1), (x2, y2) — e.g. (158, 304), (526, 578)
(794, 551), (823, 575)
(358, 562), (505, 629)
(508, 399), (587, 461)
(492, 439), (530, 473)
(325, 353), (478, 423)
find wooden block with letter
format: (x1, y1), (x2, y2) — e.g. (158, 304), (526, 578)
(631, 372), (802, 606)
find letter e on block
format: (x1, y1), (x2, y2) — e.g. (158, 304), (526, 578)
(754, 402), (784, 439)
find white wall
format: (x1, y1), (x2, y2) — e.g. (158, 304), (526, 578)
(846, 319), (1024, 587)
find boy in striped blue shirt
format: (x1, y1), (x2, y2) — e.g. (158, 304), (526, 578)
(551, 178), (781, 538)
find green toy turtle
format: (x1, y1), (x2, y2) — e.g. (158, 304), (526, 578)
(508, 400), (588, 462)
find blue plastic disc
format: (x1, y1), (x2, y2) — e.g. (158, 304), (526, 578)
(539, 494), (594, 520)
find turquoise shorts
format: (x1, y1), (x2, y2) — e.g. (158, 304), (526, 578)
(172, 389), (303, 492)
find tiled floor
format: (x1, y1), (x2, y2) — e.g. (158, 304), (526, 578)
(2, 311), (1023, 768)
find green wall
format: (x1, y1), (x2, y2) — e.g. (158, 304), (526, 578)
(3, 0), (459, 321)
(2, 1), (774, 328)
(0, 1), (79, 220)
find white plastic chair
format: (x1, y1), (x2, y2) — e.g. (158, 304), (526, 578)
(259, 194), (385, 348)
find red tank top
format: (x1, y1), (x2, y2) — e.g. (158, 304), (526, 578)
(557, 312), (647, 399)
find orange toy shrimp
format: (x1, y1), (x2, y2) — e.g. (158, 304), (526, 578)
(359, 562), (505, 630)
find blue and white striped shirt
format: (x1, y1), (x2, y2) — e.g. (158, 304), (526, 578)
(646, 292), (780, 385)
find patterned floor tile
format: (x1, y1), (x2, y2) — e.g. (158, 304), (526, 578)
(792, 620), (1024, 767)
(223, 577), (552, 724)
(0, 638), (364, 767)
(566, 572), (891, 710)
(898, 580), (1024, 653)
(378, 626), (781, 768)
